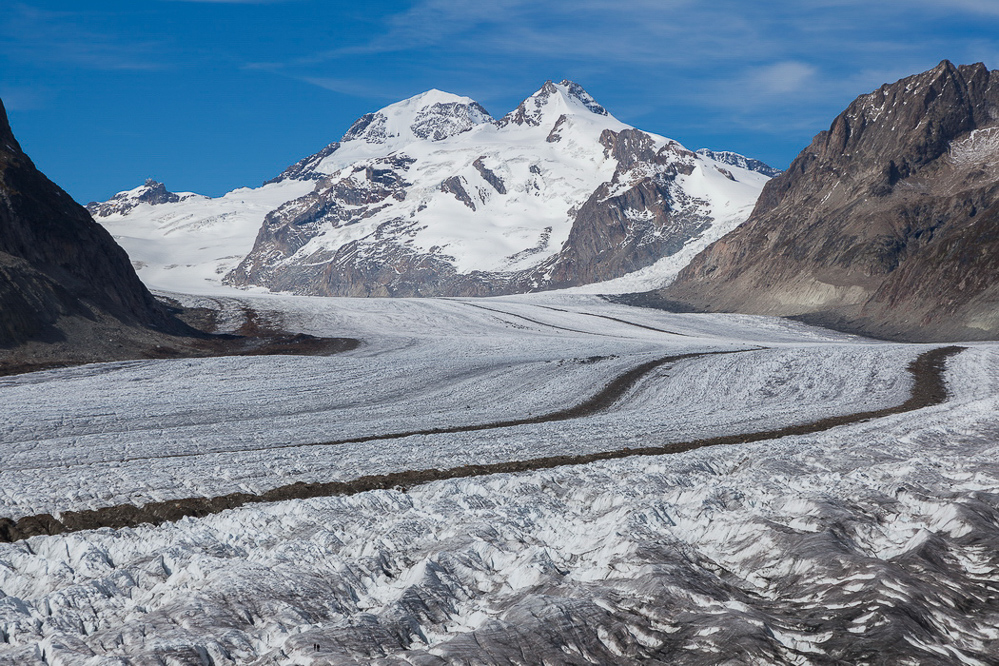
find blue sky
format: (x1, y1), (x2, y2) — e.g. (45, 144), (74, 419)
(2, 1), (998, 204)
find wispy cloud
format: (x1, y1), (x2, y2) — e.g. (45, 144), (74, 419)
(160, 0), (300, 3)
(321, 0), (999, 68)
(313, 0), (753, 66)
(299, 0), (998, 129)
(0, 86), (48, 111)
(745, 62), (819, 98)
(910, 0), (999, 16)
(0, 4), (168, 71)
(295, 76), (407, 101)
(360, 0), (529, 54)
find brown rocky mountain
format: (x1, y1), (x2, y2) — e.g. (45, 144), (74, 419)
(0, 97), (180, 362)
(663, 61), (999, 342)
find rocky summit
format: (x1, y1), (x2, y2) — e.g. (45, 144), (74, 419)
(86, 179), (190, 217)
(664, 61), (999, 342)
(91, 82), (775, 297)
(0, 97), (177, 356)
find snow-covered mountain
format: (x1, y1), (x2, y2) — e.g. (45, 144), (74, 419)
(88, 179), (316, 294)
(92, 81), (777, 296)
(695, 149), (783, 178)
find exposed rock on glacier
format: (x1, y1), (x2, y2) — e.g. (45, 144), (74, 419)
(85, 179), (188, 217)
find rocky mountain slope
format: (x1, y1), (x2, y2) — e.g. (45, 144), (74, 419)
(92, 82), (775, 297)
(664, 61), (999, 342)
(0, 97), (179, 360)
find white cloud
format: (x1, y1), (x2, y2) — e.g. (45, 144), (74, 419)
(296, 76), (407, 100)
(911, 0), (999, 16)
(273, 0), (999, 139)
(749, 62), (818, 96)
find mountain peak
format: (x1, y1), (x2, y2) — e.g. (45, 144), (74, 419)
(341, 90), (494, 145)
(556, 80), (608, 116)
(0, 96), (173, 348)
(825, 60), (997, 175)
(87, 179), (181, 217)
(0, 98), (18, 151)
(933, 58), (957, 75)
(500, 80), (609, 128)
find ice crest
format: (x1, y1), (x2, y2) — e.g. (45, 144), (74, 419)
(341, 89), (494, 145)
(500, 80), (609, 128)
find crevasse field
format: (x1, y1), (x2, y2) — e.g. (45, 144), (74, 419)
(2, 292), (998, 665)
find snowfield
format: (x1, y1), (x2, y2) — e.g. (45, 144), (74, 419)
(92, 179), (316, 295)
(1, 293), (998, 664)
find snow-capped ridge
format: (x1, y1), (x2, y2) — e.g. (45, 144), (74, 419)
(266, 142), (340, 185)
(86, 178), (202, 218)
(695, 149), (782, 178)
(266, 90), (495, 185)
(340, 89), (494, 145)
(500, 80), (611, 128)
(93, 79), (775, 297)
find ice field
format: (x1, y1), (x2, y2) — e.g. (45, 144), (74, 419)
(1, 293), (998, 664)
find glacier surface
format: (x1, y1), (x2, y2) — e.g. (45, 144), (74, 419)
(1, 293), (998, 664)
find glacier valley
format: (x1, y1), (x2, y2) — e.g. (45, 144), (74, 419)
(1, 292), (998, 664)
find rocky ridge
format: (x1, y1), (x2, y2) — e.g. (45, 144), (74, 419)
(664, 60), (999, 342)
(695, 149), (783, 178)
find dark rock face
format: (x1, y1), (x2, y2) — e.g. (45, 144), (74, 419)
(225, 126), (727, 297)
(0, 255), (85, 348)
(0, 98), (172, 348)
(227, 155), (417, 294)
(472, 157), (506, 194)
(440, 176), (476, 210)
(411, 101), (493, 141)
(695, 149), (783, 178)
(697, 148), (783, 178)
(665, 61), (999, 341)
(341, 113), (382, 143)
(134, 179), (179, 206)
(343, 99), (493, 145)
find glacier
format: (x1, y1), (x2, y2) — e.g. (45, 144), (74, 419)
(1, 292), (998, 664)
